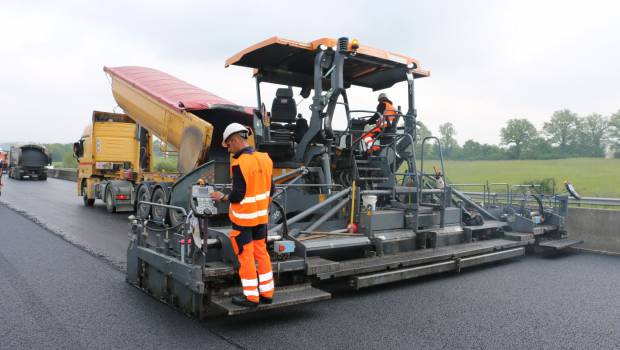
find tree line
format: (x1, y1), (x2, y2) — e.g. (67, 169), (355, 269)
(421, 109), (620, 160)
(7, 108), (620, 168)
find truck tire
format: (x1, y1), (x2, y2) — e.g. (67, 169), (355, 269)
(168, 204), (185, 227)
(136, 186), (151, 220)
(151, 187), (168, 223)
(105, 188), (116, 213)
(82, 182), (95, 207)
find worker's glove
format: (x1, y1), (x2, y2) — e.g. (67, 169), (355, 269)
(210, 191), (226, 201)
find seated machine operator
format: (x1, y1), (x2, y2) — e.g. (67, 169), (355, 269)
(362, 93), (397, 154)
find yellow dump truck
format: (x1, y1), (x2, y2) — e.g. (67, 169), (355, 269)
(76, 66), (254, 221)
(74, 111), (179, 213)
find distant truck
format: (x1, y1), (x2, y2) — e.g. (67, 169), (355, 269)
(74, 111), (179, 213)
(8, 144), (51, 180)
(0, 150), (8, 172)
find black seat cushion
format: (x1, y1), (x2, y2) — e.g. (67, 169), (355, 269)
(271, 88), (297, 123)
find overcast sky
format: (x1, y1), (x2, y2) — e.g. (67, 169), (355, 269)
(1, 0), (619, 145)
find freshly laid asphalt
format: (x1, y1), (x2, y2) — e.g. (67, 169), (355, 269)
(0, 177), (129, 268)
(1, 177), (619, 349)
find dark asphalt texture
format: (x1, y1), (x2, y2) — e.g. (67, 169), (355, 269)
(0, 205), (239, 350)
(1, 179), (620, 349)
(0, 177), (129, 268)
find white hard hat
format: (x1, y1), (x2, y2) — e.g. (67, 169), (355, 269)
(378, 93), (388, 101)
(222, 123), (249, 147)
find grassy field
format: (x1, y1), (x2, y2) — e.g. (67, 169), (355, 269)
(420, 158), (620, 198)
(52, 155), (618, 197)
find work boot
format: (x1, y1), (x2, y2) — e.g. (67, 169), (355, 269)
(231, 295), (259, 308)
(260, 296), (273, 304)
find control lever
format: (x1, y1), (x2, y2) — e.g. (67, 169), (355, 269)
(188, 184), (217, 252)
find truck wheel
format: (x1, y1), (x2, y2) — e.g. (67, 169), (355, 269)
(136, 186), (151, 220)
(82, 183), (95, 207)
(151, 187), (168, 223)
(168, 201), (185, 227)
(105, 188), (116, 213)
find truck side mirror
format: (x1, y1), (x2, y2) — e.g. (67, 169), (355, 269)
(73, 142), (80, 158)
(73, 141), (84, 158)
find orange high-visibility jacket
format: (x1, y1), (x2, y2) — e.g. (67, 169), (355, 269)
(381, 101), (397, 127)
(228, 151), (273, 227)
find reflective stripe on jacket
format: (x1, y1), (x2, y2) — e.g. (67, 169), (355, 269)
(229, 151), (273, 226)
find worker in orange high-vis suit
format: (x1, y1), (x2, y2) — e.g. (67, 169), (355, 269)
(211, 123), (275, 308)
(362, 93), (397, 154)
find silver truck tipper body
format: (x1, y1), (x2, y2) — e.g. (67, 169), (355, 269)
(9, 144), (51, 180)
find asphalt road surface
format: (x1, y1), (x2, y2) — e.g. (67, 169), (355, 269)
(2, 196), (620, 348)
(0, 177), (129, 268)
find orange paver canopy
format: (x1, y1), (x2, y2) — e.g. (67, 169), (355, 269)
(226, 37), (429, 91)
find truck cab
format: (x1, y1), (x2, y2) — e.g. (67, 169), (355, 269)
(74, 111), (168, 212)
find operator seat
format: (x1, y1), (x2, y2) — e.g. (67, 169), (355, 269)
(258, 88), (299, 160)
(270, 88), (297, 141)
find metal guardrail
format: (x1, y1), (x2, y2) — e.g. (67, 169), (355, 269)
(460, 191), (620, 207)
(48, 169), (619, 208)
(47, 168), (77, 181)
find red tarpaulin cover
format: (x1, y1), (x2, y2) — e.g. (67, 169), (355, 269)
(104, 66), (252, 115)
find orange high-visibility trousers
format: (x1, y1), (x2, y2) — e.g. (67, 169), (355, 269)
(363, 126), (383, 152)
(363, 100), (397, 152)
(363, 117), (396, 152)
(229, 224), (274, 302)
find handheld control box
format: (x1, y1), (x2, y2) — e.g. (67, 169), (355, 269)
(191, 185), (217, 216)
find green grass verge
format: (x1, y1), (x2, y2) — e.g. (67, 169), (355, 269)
(419, 158), (620, 197)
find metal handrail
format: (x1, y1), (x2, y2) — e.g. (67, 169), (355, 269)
(348, 111), (408, 150)
(138, 201), (187, 216)
(459, 191), (620, 207)
(451, 183), (488, 204)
